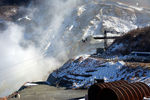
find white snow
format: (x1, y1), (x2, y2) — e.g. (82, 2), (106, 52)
(143, 97), (150, 100)
(1, 0), (150, 96)
(79, 98), (85, 100)
(128, 5), (143, 11)
(24, 82), (38, 86)
(52, 56), (150, 88)
(17, 16), (31, 21)
(77, 6), (86, 16)
(68, 25), (74, 31)
(54, 1), (150, 59)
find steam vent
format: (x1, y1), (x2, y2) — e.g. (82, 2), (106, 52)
(0, 0), (150, 100)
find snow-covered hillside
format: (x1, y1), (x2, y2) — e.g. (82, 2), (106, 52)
(48, 0), (150, 57)
(104, 27), (150, 57)
(49, 56), (150, 88)
(1, 0), (150, 97)
(15, 0), (150, 59)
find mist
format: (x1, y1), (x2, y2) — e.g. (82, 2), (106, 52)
(0, 0), (82, 97)
(1, 0), (149, 97)
(0, 22), (62, 96)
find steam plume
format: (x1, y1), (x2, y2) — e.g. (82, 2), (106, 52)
(0, 0), (81, 96)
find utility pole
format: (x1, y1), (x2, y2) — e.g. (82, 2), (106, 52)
(104, 30), (107, 51)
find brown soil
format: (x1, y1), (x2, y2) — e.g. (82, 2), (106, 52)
(0, 6), (18, 21)
(106, 27), (150, 55)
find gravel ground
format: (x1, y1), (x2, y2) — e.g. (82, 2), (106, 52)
(8, 85), (87, 100)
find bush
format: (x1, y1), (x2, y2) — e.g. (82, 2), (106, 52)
(106, 27), (150, 55)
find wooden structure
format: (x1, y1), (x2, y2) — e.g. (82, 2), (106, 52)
(93, 30), (121, 50)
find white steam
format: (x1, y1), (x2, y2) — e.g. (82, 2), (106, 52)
(1, 0), (149, 97)
(0, 0), (81, 97)
(0, 23), (61, 96)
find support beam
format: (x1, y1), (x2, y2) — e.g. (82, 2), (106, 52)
(93, 30), (122, 50)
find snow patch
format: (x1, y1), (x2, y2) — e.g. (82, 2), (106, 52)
(77, 6), (86, 16)
(51, 56), (150, 88)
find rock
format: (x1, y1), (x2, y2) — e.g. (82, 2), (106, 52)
(0, 6), (18, 21)
(0, 0), (31, 6)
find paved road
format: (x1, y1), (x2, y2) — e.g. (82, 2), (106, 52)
(8, 85), (87, 100)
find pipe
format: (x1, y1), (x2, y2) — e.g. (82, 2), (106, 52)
(100, 82), (150, 100)
(88, 80), (128, 100)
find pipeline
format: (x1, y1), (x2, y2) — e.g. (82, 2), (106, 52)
(100, 82), (150, 100)
(88, 80), (129, 100)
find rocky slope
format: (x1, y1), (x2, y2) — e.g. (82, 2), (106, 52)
(46, 1), (150, 89)
(52, 0), (150, 58)
(0, 0), (32, 6)
(48, 55), (150, 89)
(18, 0), (150, 59)
(1, 0), (150, 97)
(104, 27), (150, 56)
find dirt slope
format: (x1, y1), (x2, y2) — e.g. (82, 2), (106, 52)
(105, 27), (150, 56)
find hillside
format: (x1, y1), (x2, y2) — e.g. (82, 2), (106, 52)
(48, 56), (150, 89)
(0, 0), (31, 6)
(104, 27), (150, 56)
(47, 27), (150, 88)
(1, 0), (150, 98)
(47, 26), (150, 89)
